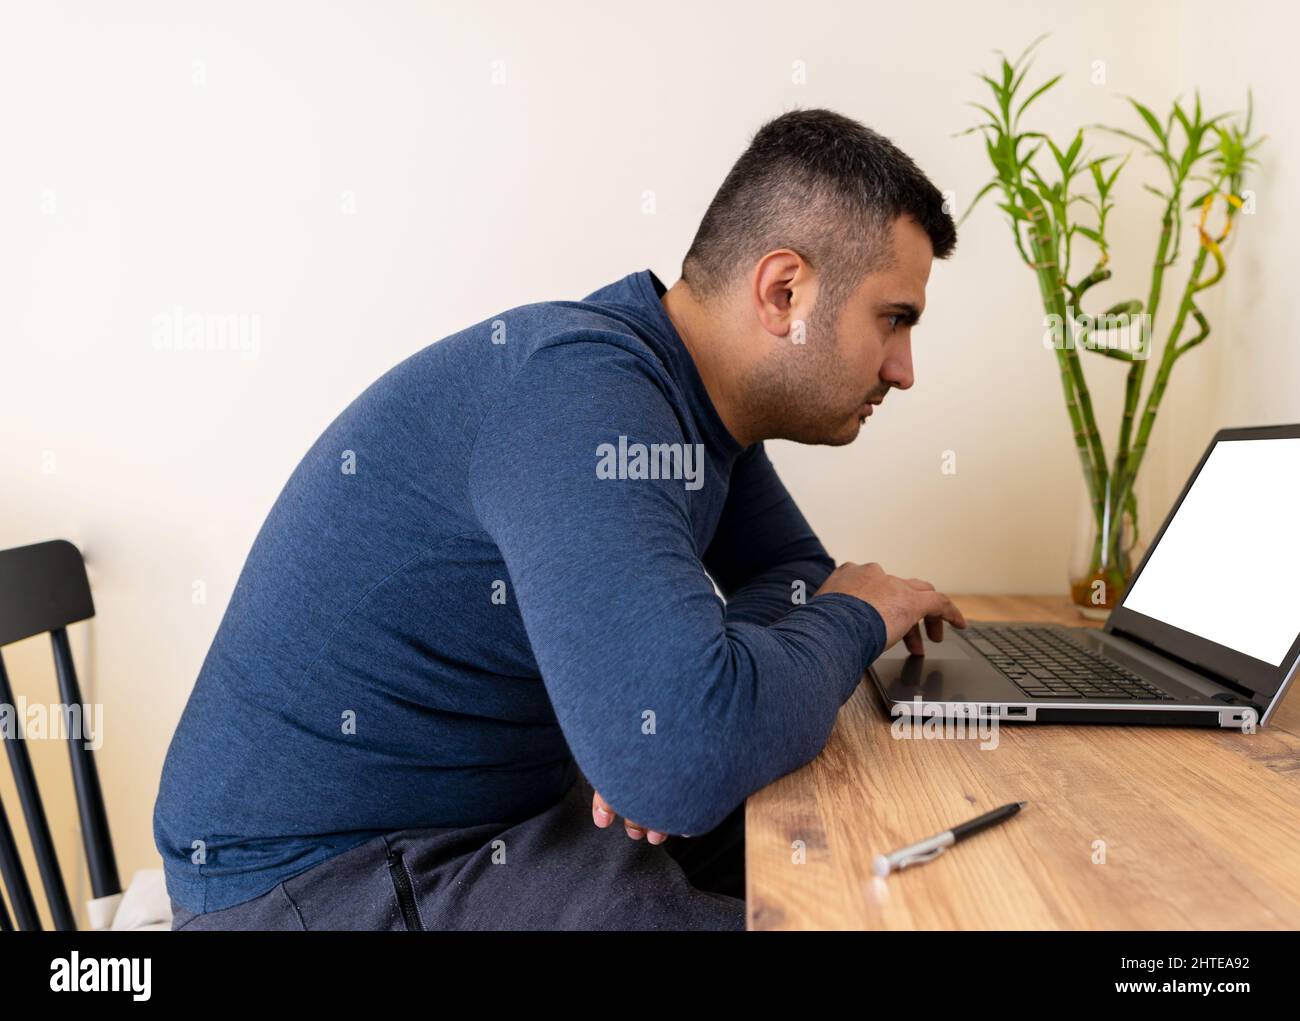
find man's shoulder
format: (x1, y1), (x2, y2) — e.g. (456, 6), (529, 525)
(461, 295), (670, 387)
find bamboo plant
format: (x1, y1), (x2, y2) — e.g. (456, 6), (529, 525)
(961, 37), (1264, 610)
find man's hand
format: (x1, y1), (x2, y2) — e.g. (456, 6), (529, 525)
(815, 562), (968, 656)
(592, 791), (669, 845)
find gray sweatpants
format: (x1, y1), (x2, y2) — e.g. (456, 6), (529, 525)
(169, 776), (746, 931)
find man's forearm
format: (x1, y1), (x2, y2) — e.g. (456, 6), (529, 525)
(720, 552), (837, 626)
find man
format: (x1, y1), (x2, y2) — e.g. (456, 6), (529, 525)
(154, 108), (966, 931)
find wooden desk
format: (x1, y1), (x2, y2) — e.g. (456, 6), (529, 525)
(745, 595), (1300, 930)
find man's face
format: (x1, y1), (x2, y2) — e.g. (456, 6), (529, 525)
(798, 215), (933, 445)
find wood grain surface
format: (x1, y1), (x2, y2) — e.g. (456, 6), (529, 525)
(745, 595), (1300, 930)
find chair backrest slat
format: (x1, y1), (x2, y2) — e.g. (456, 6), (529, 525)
(0, 540), (119, 931)
(51, 628), (120, 898)
(0, 650), (76, 929)
(0, 793), (42, 930)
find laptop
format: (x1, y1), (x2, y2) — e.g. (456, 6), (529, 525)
(869, 423), (1300, 731)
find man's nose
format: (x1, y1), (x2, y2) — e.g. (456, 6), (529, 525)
(883, 338), (914, 391)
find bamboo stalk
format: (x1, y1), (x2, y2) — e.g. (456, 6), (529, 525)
(1022, 196), (1108, 527)
(1111, 204), (1175, 525)
(1106, 192), (1240, 569)
(961, 54), (1260, 610)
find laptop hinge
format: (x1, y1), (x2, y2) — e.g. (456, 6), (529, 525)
(1106, 625), (1261, 705)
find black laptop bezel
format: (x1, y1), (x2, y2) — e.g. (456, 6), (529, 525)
(1105, 422), (1300, 702)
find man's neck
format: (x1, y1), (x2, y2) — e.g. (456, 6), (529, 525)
(660, 279), (760, 448)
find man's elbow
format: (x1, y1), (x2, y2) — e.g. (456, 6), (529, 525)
(590, 750), (748, 838)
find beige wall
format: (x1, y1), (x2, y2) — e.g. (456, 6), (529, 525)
(2, 0), (1292, 911)
(1180, 1), (1300, 432)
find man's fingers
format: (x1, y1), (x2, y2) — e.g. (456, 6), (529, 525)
(623, 820), (668, 845)
(905, 582), (946, 644)
(594, 791), (668, 844)
(919, 590), (967, 629)
(903, 622), (925, 656)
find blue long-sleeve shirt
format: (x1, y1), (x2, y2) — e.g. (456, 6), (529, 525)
(153, 269), (887, 913)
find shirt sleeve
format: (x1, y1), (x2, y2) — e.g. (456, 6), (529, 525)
(703, 442), (838, 627)
(468, 339), (887, 836)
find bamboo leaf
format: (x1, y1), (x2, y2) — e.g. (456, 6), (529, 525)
(958, 179), (1003, 225)
(967, 101), (1004, 126)
(986, 135), (1009, 174)
(1171, 100), (1192, 142)
(1065, 130), (1084, 169)
(1128, 98), (1168, 148)
(1046, 136), (1067, 173)
(977, 72), (1003, 121)
(1019, 140), (1044, 169)
(1093, 124), (1162, 154)
(1105, 154), (1129, 191)
(1008, 32), (1050, 73)
(1089, 160), (1105, 193)
(1015, 73), (1063, 123)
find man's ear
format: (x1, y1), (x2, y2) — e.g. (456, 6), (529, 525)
(751, 249), (818, 340)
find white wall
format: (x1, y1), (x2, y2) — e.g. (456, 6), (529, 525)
(1179, 1), (1300, 433)
(1, 0), (1291, 910)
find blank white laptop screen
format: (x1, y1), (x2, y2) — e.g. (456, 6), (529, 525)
(1121, 436), (1300, 666)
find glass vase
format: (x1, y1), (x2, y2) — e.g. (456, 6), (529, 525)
(1067, 476), (1142, 619)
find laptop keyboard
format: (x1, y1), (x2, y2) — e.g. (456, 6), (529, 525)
(964, 625), (1177, 701)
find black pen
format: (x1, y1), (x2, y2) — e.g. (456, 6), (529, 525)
(871, 802), (1027, 877)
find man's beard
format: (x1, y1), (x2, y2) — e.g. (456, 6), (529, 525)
(741, 303), (864, 445)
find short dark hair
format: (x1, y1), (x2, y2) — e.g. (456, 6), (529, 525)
(681, 108), (956, 318)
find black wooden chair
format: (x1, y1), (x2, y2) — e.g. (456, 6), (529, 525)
(0, 539), (120, 930)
